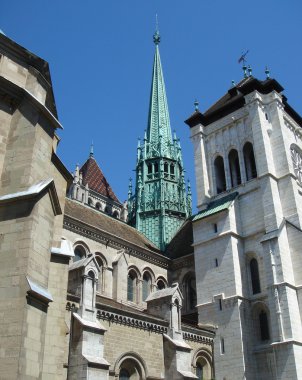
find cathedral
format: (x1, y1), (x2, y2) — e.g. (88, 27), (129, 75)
(0, 25), (302, 380)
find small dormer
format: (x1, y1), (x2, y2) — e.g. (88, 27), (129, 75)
(146, 282), (183, 340)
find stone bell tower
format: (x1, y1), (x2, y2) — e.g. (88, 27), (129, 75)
(127, 30), (192, 250)
(186, 69), (302, 380)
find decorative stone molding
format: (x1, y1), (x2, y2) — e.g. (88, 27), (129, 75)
(63, 216), (170, 268)
(96, 309), (168, 334)
(183, 331), (213, 346)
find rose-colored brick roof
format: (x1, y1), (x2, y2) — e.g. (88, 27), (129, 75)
(80, 157), (120, 203)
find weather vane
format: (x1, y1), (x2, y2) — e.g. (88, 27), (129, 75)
(238, 50), (249, 65)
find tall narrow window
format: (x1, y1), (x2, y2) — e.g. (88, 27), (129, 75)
(220, 337), (225, 354)
(259, 310), (270, 341)
(196, 363), (204, 380)
(243, 142), (257, 180)
(250, 258), (261, 294)
(214, 156), (226, 194)
(142, 272), (151, 301)
(154, 162), (159, 173)
(119, 368), (130, 380)
(229, 149), (241, 187)
(170, 165), (175, 175)
(164, 162), (169, 173)
(127, 272), (136, 302)
(148, 163), (152, 174)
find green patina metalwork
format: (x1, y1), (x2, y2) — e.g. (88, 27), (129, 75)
(127, 31), (191, 251)
(192, 192), (238, 222)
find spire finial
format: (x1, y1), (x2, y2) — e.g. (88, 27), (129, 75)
(194, 99), (199, 111)
(248, 65), (252, 77)
(243, 64), (248, 78)
(265, 66), (270, 79)
(90, 141), (94, 157)
(153, 14), (160, 45)
(232, 80), (236, 87)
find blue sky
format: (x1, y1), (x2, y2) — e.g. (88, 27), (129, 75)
(1, 1), (301, 210)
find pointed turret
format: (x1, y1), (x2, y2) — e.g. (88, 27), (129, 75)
(147, 30), (172, 154)
(127, 30), (190, 251)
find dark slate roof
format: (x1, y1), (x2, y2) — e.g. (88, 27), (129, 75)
(185, 76), (302, 128)
(64, 198), (162, 254)
(192, 192), (238, 222)
(165, 218), (193, 259)
(80, 156), (120, 203)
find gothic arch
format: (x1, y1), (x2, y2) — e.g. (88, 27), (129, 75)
(114, 351), (148, 380)
(228, 148), (241, 187)
(246, 252), (262, 295)
(213, 155), (226, 194)
(243, 141), (257, 180)
(94, 252), (107, 293)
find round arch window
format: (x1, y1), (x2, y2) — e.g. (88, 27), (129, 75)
(73, 246), (86, 262)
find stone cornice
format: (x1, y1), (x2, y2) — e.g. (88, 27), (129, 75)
(183, 330), (213, 346)
(96, 308), (168, 334)
(0, 75), (62, 129)
(63, 215), (170, 268)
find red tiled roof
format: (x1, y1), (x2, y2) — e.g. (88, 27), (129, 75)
(80, 157), (120, 203)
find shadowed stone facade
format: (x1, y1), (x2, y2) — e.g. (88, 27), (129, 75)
(0, 33), (214, 380)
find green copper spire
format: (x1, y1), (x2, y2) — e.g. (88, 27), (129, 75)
(147, 29), (172, 155)
(127, 31), (191, 251)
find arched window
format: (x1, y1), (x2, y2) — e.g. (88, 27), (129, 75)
(170, 164), (175, 175)
(112, 211), (119, 219)
(88, 198), (93, 206)
(194, 352), (213, 380)
(250, 258), (261, 294)
(105, 206), (111, 215)
(259, 310), (270, 341)
(228, 149), (241, 187)
(142, 272), (152, 301)
(119, 368), (130, 380)
(214, 156), (226, 194)
(127, 271), (137, 302)
(95, 256), (104, 292)
(183, 274), (197, 312)
(196, 362), (203, 380)
(157, 280), (166, 290)
(73, 246), (85, 262)
(88, 270), (95, 279)
(96, 202), (101, 210)
(154, 162), (159, 173)
(164, 162), (169, 173)
(243, 142), (257, 180)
